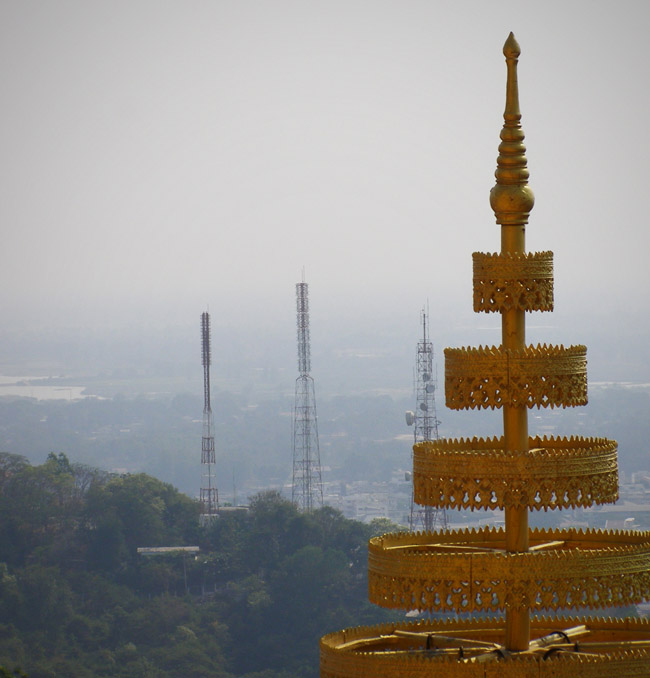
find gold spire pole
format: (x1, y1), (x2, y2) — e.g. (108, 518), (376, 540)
(490, 31), (534, 651)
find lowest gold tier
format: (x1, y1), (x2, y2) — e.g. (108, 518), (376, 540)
(413, 435), (618, 511)
(321, 617), (650, 678)
(368, 527), (650, 612)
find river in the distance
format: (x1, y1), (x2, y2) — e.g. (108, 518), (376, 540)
(0, 376), (89, 400)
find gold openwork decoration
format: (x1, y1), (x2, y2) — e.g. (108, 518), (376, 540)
(413, 435), (618, 511)
(321, 618), (650, 678)
(368, 528), (650, 613)
(473, 251), (554, 313)
(444, 344), (587, 410)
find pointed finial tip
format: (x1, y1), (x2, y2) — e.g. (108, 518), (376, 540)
(503, 32), (520, 58)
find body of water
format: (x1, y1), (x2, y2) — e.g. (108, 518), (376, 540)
(0, 376), (88, 401)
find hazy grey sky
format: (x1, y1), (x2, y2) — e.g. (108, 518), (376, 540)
(1, 1), (649, 342)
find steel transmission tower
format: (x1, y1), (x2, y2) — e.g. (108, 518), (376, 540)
(291, 280), (323, 512)
(406, 308), (447, 531)
(200, 312), (218, 524)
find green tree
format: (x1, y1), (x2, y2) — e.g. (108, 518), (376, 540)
(82, 473), (200, 577)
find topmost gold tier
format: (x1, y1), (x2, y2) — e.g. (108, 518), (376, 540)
(473, 251), (553, 313)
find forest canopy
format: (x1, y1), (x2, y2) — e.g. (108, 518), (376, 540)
(0, 453), (397, 678)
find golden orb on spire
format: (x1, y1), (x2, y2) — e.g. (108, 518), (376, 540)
(503, 31), (520, 58)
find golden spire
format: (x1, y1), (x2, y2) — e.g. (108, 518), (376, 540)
(320, 35), (650, 678)
(490, 32), (535, 229)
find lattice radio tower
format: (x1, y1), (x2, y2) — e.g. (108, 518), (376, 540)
(200, 311), (218, 524)
(406, 307), (447, 531)
(291, 278), (323, 512)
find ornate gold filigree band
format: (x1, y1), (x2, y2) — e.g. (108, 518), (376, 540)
(413, 435), (618, 510)
(321, 617), (650, 678)
(368, 528), (650, 613)
(445, 344), (587, 409)
(473, 251), (554, 313)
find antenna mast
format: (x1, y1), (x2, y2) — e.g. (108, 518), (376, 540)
(200, 311), (218, 524)
(407, 307), (447, 531)
(292, 279), (323, 512)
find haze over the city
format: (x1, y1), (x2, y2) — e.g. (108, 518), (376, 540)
(1, 1), (649, 383)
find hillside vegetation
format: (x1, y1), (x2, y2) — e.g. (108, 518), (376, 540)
(0, 452), (396, 678)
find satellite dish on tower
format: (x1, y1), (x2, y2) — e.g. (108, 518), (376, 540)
(405, 411), (415, 426)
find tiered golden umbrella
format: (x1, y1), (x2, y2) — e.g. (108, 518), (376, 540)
(321, 33), (650, 677)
